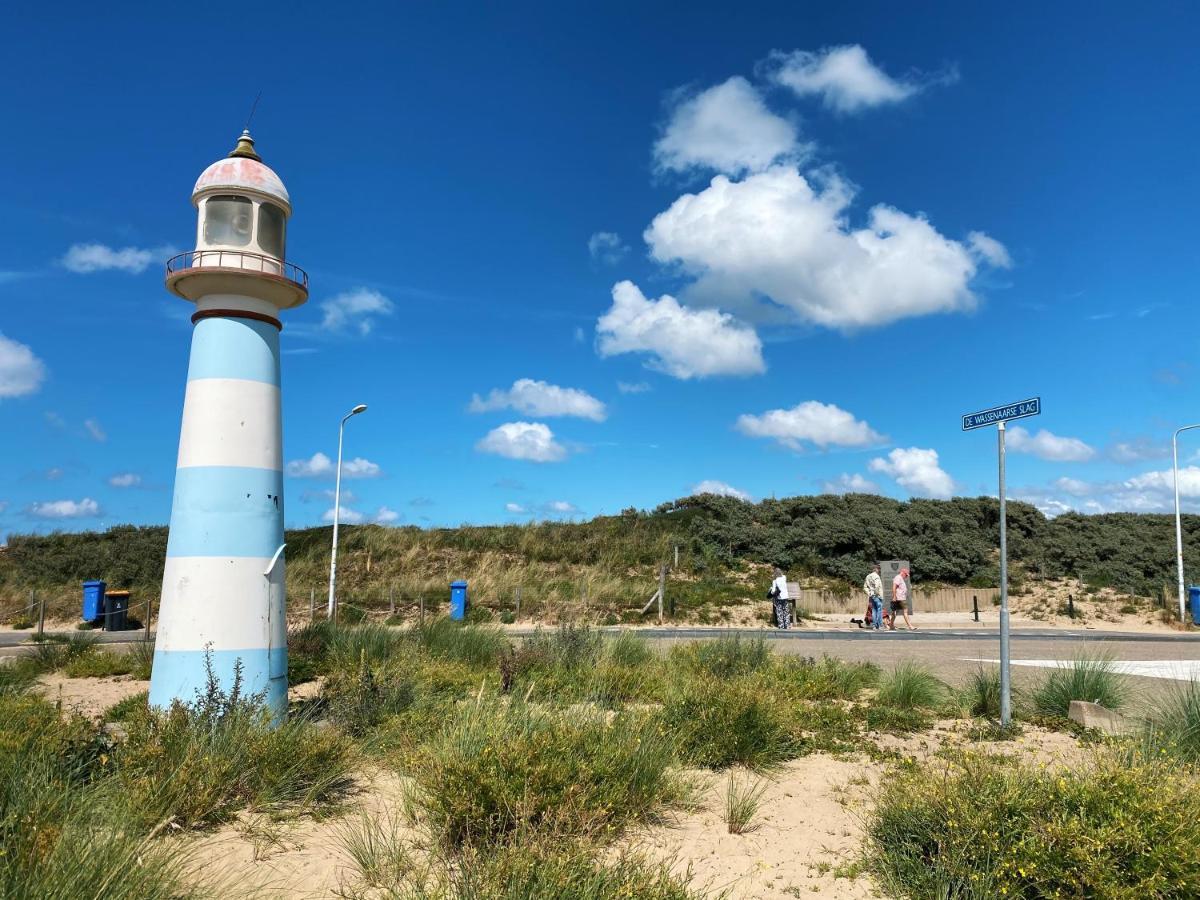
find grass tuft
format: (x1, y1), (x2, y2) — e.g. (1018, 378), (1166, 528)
(659, 675), (796, 770)
(723, 772), (768, 834)
(1032, 654), (1128, 718)
(1143, 678), (1200, 763)
(876, 661), (946, 710)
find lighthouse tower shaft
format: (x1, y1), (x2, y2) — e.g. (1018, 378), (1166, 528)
(150, 132), (307, 718)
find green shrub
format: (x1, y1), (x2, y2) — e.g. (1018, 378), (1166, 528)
(522, 623), (603, 670)
(115, 660), (354, 829)
(416, 618), (510, 668)
(1144, 678), (1200, 763)
(866, 706), (931, 734)
(406, 700), (684, 848)
(606, 631), (655, 668)
(0, 660), (38, 696)
(868, 750), (1200, 898)
(323, 651), (416, 736)
(105, 691), (148, 722)
(431, 845), (700, 899)
(876, 661), (946, 710)
(64, 649), (136, 679)
(659, 676), (795, 770)
(1032, 655), (1128, 718)
(670, 635), (769, 679)
(0, 694), (195, 898)
(130, 642), (154, 680)
(777, 656), (878, 702)
(27, 633), (98, 673)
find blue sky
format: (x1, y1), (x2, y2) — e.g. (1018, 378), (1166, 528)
(2, 2), (1199, 539)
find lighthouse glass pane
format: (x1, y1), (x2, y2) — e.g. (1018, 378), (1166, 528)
(257, 203), (286, 258)
(203, 196), (253, 247)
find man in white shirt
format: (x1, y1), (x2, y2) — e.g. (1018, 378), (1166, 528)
(864, 564), (884, 630)
(770, 567), (791, 630)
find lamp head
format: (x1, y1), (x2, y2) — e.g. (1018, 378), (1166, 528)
(351, 404), (368, 416)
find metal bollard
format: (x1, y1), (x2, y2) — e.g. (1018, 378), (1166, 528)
(972, 595), (979, 623)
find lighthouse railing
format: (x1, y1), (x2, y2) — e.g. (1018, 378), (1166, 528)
(166, 250), (308, 290)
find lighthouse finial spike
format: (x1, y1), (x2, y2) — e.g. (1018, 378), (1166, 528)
(229, 92), (264, 161)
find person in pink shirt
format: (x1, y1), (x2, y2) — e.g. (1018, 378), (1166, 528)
(887, 568), (916, 631)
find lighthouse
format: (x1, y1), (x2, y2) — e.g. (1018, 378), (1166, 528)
(150, 131), (307, 718)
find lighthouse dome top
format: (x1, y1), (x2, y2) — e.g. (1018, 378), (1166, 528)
(192, 131), (290, 212)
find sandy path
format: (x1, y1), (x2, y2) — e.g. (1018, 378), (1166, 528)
(629, 757), (875, 899)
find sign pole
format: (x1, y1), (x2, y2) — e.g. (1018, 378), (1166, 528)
(998, 420), (1012, 727)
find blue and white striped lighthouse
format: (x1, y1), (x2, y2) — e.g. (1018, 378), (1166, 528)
(150, 131), (308, 718)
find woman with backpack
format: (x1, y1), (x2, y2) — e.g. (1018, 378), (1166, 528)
(770, 567), (791, 630)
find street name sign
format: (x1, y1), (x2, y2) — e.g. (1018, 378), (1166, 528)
(962, 397), (1041, 431)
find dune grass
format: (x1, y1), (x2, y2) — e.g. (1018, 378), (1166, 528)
(1143, 678), (1200, 763)
(1032, 654), (1128, 718)
(867, 749), (1200, 898)
(961, 666), (1003, 718)
(723, 773), (769, 835)
(404, 699), (686, 848)
(116, 659), (354, 830)
(876, 661), (946, 710)
(659, 675), (797, 770)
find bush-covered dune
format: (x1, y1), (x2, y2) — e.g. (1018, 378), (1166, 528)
(2, 492), (1196, 619)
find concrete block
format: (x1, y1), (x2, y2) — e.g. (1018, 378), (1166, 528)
(1068, 700), (1133, 735)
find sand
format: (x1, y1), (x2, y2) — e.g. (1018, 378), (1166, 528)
(35, 672), (148, 720)
(181, 769), (412, 899)
(630, 757), (875, 899)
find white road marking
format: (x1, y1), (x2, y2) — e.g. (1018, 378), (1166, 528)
(961, 658), (1200, 681)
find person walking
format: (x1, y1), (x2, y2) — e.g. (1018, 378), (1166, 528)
(770, 567), (791, 630)
(889, 567), (916, 631)
(864, 564), (884, 631)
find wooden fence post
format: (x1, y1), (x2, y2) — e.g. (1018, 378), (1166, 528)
(144, 597), (153, 643)
(419, 595), (425, 627)
(36, 591), (45, 638)
(309, 587), (315, 622)
(389, 588), (395, 618)
(658, 565), (666, 624)
(515, 586), (522, 621)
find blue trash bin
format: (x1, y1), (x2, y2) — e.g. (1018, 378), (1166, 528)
(82, 580), (107, 623)
(450, 580), (468, 621)
(1189, 586), (1200, 626)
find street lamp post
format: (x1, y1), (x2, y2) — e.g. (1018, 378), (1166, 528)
(1172, 423), (1200, 624)
(328, 404), (368, 620)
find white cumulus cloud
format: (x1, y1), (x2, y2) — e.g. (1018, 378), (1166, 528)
(869, 447), (955, 499)
(736, 401), (884, 450)
(822, 473), (881, 495)
(1053, 476), (1093, 497)
(596, 280), (764, 380)
(374, 506), (401, 524)
(967, 231), (1013, 268)
(470, 379), (607, 421)
(764, 45), (923, 113)
(1006, 426), (1095, 462)
(286, 452), (382, 479)
(29, 497), (100, 519)
(1124, 466), (1200, 498)
(588, 231), (629, 265)
(505, 502), (528, 514)
(646, 166), (1002, 331)
(691, 480), (751, 501)
(476, 422), (567, 463)
(0, 334), (47, 399)
(108, 473), (141, 488)
(61, 243), (159, 274)
(542, 500), (580, 515)
(654, 77), (803, 176)
(322, 505), (364, 524)
(320, 288), (394, 336)
(84, 419), (106, 442)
